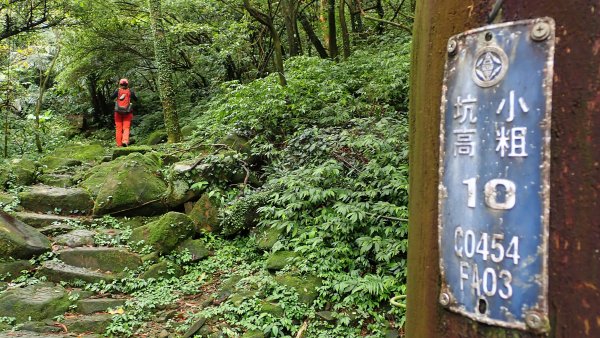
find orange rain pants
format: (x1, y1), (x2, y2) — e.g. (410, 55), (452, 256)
(114, 112), (133, 147)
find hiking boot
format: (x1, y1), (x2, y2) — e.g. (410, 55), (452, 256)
(122, 143), (128, 147)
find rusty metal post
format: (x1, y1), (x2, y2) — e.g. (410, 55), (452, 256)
(407, 1), (600, 337)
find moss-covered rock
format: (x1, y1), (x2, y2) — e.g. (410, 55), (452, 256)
(48, 143), (106, 164)
(9, 158), (38, 186)
(219, 133), (251, 155)
(242, 330), (266, 338)
(53, 229), (95, 247)
(145, 130), (168, 145)
(181, 125), (196, 139)
(57, 247), (142, 273)
(79, 153), (168, 216)
(18, 185), (94, 215)
(0, 192), (15, 206)
(37, 173), (74, 188)
(39, 156), (82, 172)
(0, 211), (51, 260)
(13, 212), (88, 228)
(140, 260), (183, 279)
(76, 298), (126, 315)
(220, 191), (269, 237)
(255, 226), (284, 251)
(266, 251), (299, 271)
(274, 274), (322, 305)
(38, 261), (116, 283)
(0, 158), (38, 188)
(260, 301), (284, 317)
(176, 239), (209, 262)
(0, 283), (71, 322)
(112, 145), (154, 159)
(63, 314), (113, 333)
(129, 212), (194, 254)
(165, 179), (199, 208)
(0, 260), (32, 281)
(188, 194), (220, 234)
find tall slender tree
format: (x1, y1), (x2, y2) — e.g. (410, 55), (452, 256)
(147, 0), (182, 143)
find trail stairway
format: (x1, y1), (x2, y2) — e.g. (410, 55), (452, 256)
(0, 180), (141, 336)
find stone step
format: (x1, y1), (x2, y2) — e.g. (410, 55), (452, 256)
(38, 261), (116, 284)
(0, 211), (51, 260)
(18, 185), (93, 216)
(57, 247), (142, 273)
(53, 229), (96, 248)
(0, 283), (71, 323)
(13, 212), (91, 228)
(0, 260), (33, 282)
(62, 314), (113, 333)
(38, 224), (75, 236)
(76, 298), (127, 314)
(37, 173), (75, 188)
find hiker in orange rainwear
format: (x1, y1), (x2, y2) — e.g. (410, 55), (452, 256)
(110, 78), (138, 147)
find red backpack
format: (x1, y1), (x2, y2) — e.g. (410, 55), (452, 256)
(115, 88), (133, 113)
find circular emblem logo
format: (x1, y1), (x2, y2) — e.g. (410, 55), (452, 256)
(472, 46), (509, 88)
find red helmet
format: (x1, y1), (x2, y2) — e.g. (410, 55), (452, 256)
(119, 78), (129, 86)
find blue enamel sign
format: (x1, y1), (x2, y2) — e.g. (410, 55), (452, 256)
(438, 18), (554, 332)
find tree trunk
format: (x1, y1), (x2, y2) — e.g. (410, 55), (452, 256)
(327, 0), (338, 60)
(243, 0), (287, 86)
(33, 50), (59, 153)
(375, 0), (384, 34)
(282, 0), (301, 57)
(147, 0), (182, 143)
(338, 0), (350, 59)
(299, 12), (329, 59)
(349, 0), (364, 35)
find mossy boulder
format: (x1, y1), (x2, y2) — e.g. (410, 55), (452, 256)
(9, 158), (38, 186)
(219, 133), (251, 155)
(63, 314), (113, 333)
(145, 130), (168, 145)
(242, 330), (266, 338)
(260, 301), (284, 317)
(165, 180), (199, 208)
(38, 261), (116, 283)
(79, 153), (168, 216)
(0, 283), (71, 322)
(129, 212), (194, 254)
(53, 229), (95, 247)
(274, 274), (322, 305)
(0, 158), (37, 187)
(37, 173), (74, 188)
(0, 211), (51, 260)
(57, 247), (142, 273)
(181, 125), (196, 139)
(76, 298), (126, 315)
(0, 192), (15, 206)
(255, 226), (284, 251)
(188, 194), (220, 234)
(48, 143), (106, 164)
(0, 260), (33, 281)
(220, 191), (269, 237)
(39, 156), (82, 172)
(176, 239), (209, 262)
(266, 251), (299, 271)
(18, 185), (94, 215)
(112, 145), (153, 160)
(140, 260), (183, 279)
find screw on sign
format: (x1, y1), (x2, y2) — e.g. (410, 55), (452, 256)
(437, 18), (554, 333)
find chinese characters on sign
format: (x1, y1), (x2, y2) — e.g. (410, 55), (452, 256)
(438, 19), (554, 332)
